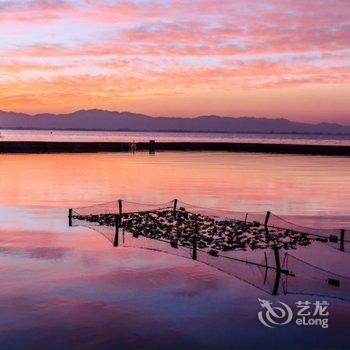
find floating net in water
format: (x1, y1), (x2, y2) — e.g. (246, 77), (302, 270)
(174, 200), (350, 253)
(268, 213), (350, 253)
(72, 199), (173, 216)
(73, 215), (117, 244)
(281, 252), (350, 302)
(72, 207), (313, 252)
(116, 226), (277, 295)
(70, 199), (350, 300)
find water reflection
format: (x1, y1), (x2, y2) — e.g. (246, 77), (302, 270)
(0, 152), (350, 349)
(0, 152), (349, 216)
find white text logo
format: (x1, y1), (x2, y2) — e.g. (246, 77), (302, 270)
(258, 299), (329, 328)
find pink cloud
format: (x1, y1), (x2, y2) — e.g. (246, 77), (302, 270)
(0, 0), (72, 22)
(0, 0), (349, 120)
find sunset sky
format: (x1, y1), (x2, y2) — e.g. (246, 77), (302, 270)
(0, 0), (349, 123)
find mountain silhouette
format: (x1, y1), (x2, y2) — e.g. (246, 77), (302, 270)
(0, 109), (349, 134)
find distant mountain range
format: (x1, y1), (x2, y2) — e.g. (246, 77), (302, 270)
(0, 109), (349, 134)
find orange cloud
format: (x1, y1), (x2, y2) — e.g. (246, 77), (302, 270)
(0, 0), (349, 122)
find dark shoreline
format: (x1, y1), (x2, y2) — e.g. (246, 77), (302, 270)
(1, 141), (350, 156)
(2, 127), (350, 136)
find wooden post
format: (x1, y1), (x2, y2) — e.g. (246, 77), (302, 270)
(192, 220), (198, 260)
(118, 200), (122, 216)
(118, 199), (123, 226)
(171, 199), (179, 247)
(244, 213), (248, 224)
(272, 245), (281, 296)
(263, 251), (268, 285)
(192, 234), (197, 260)
(176, 219), (180, 241)
(340, 229), (345, 252)
(264, 211), (271, 228)
(272, 271), (281, 296)
(113, 214), (119, 247)
(273, 245), (281, 271)
(173, 199), (178, 214)
(68, 208), (73, 227)
(170, 238), (178, 248)
(264, 211), (271, 242)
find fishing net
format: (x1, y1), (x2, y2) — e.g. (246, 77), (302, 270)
(196, 247), (278, 294)
(71, 212), (117, 244)
(281, 252), (350, 302)
(70, 199), (350, 300)
(121, 229), (193, 261)
(176, 200), (266, 223)
(269, 213), (350, 253)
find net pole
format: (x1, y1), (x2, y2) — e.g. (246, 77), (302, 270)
(192, 218), (198, 261)
(264, 211), (271, 242)
(68, 208), (73, 227)
(273, 245), (281, 271)
(118, 200), (123, 216)
(118, 199), (123, 228)
(173, 199), (178, 215)
(340, 229), (345, 252)
(171, 205), (179, 248)
(113, 214), (119, 247)
(263, 251), (268, 285)
(264, 211), (271, 228)
(272, 245), (281, 295)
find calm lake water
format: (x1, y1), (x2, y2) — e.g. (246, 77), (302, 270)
(2, 129), (350, 146)
(0, 151), (350, 349)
